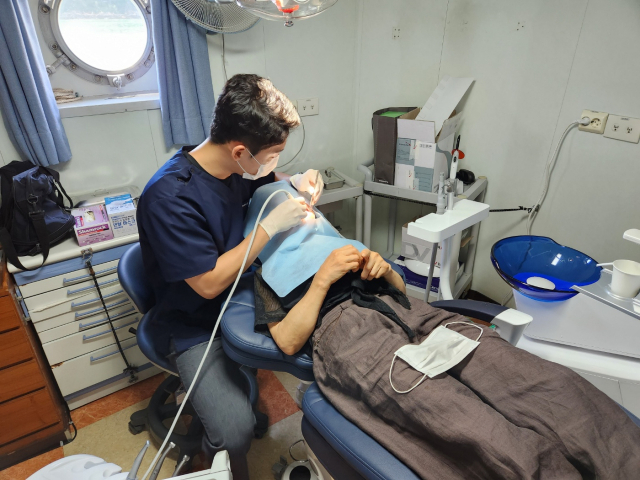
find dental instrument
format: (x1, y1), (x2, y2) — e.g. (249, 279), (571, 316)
(149, 443), (176, 480)
(126, 441), (149, 480)
(310, 170), (320, 207)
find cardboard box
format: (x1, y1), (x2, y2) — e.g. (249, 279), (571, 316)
(72, 204), (114, 246)
(393, 109), (461, 192)
(105, 194), (138, 238)
(371, 107), (418, 185)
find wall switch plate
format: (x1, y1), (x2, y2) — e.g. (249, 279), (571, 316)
(298, 98), (319, 117)
(603, 114), (640, 143)
(393, 27), (401, 39)
(579, 109), (609, 134)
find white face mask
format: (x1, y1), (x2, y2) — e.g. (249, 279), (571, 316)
(239, 149), (279, 180)
(389, 321), (483, 394)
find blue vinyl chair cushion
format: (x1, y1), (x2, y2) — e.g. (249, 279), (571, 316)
(221, 273), (315, 381)
(135, 310), (176, 374)
(302, 382), (419, 480)
(301, 418), (366, 480)
(117, 244), (176, 373)
(118, 243), (155, 314)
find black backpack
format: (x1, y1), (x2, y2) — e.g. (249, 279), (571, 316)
(0, 161), (75, 271)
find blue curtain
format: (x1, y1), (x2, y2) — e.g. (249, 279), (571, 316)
(151, 0), (216, 149)
(0, 0), (71, 166)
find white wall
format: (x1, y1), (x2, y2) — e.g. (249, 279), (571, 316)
(2, 0), (640, 303)
(355, 0), (640, 303)
(437, 0), (640, 302)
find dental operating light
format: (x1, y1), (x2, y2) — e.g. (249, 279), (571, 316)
(235, 0), (339, 27)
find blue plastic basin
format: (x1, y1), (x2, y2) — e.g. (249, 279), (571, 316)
(490, 236), (601, 302)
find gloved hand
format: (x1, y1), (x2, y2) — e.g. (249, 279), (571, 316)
(290, 169), (324, 205)
(259, 197), (307, 239)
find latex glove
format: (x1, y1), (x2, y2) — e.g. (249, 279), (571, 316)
(259, 197), (307, 239)
(290, 169), (324, 206)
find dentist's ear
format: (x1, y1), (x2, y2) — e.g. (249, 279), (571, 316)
(231, 144), (246, 161)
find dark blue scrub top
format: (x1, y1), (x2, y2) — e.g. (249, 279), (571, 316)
(137, 146), (275, 354)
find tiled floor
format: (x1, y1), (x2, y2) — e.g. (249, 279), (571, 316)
(0, 370), (303, 480)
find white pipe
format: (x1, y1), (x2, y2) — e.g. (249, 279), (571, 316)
(385, 199), (397, 258)
(358, 162), (374, 248)
(357, 162), (374, 181)
(363, 194), (372, 248)
(440, 236), (454, 300)
(424, 242), (438, 303)
(355, 195), (363, 243)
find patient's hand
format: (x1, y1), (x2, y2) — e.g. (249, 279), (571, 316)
(360, 249), (392, 280)
(313, 245), (362, 291)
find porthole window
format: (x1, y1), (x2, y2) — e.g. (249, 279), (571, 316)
(38, 0), (155, 89)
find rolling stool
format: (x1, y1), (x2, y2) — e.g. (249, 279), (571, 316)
(118, 243), (264, 471)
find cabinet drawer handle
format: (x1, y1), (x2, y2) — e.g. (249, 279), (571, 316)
(75, 299), (130, 320)
(90, 342), (137, 362)
(83, 318), (139, 341)
(63, 266), (118, 286)
(71, 290), (124, 308)
(78, 307), (136, 329)
(67, 278), (119, 295)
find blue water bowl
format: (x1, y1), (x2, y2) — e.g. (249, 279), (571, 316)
(491, 236), (601, 302)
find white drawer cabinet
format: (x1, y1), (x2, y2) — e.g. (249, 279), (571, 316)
(25, 273), (120, 319)
(18, 260), (120, 298)
(37, 305), (137, 344)
(52, 337), (149, 397)
(12, 242), (157, 407)
(28, 281), (127, 323)
(43, 313), (140, 365)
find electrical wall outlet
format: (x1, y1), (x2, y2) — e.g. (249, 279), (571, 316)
(298, 98), (319, 117)
(604, 114), (640, 143)
(579, 109), (609, 134)
(393, 27), (401, 40)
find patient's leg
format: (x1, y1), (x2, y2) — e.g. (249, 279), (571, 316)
(313, 300), (581, 480)
(446, 325), (640, 479)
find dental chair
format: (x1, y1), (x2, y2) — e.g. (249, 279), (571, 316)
(118, 243), (262, 471)
(220, 262), (535, 479)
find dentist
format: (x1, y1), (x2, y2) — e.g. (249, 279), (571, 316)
(137, 74), (323, 479)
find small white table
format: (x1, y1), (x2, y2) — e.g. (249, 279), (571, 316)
(357, 161), (489, 301)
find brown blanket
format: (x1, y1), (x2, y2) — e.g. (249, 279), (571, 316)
(312, 296), (640, 479)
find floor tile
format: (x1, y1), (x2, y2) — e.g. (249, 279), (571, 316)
(248, 411), (305, 480)
(71, 373), (166, 429)
(64, 399), (178, 479)
(273, 371), (302, 403)
(0, 448), (63, 480)
(257, 370), (300, 427)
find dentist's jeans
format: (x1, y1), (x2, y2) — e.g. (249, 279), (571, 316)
(175, 339), (255, 480)
(312, 297), (640, 480)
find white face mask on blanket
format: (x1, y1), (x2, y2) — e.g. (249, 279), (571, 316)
(389, 322), (483, 394)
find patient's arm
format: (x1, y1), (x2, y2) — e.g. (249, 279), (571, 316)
(268, 245), (362, 355)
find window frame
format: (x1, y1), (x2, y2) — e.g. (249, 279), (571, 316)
(37, 0), (155, 89)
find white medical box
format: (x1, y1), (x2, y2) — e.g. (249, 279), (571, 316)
(105, 194), (138, 238)
(393, 109), (461, 192)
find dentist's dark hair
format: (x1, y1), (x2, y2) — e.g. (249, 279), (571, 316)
(210, 74), (300, 154)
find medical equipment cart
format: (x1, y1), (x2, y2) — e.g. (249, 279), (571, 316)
(7, 232), (160, 411)
(358, 160), (488, 302)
